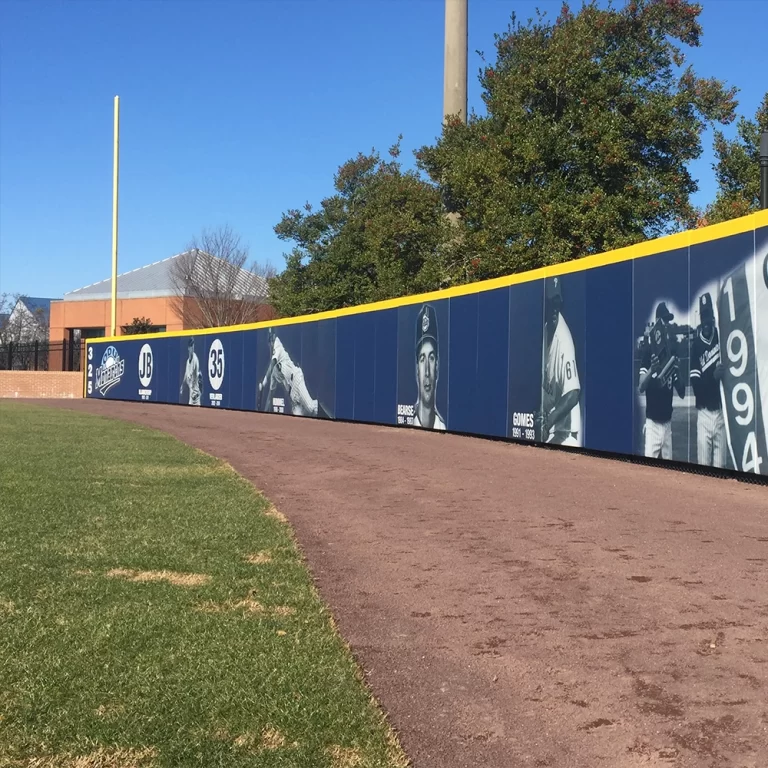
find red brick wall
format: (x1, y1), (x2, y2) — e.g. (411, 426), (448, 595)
(0, 372), (83, 399)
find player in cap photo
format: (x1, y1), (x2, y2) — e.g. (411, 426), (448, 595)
(257, 327), (327, 418)
(638, 301), (685, 459)
(690, 292), (726, 468)
(536, 276), (582, 446)
(180, 336), (202, 406)
(413, 304), (446, 430)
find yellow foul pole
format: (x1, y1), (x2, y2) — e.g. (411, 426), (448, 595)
(110, 95), (120, 337)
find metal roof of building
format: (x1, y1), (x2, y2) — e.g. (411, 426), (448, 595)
(61, 251), (269, 302)
(17, 297), (55, 322)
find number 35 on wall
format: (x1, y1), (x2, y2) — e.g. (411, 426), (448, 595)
(208, 339), (225, 391)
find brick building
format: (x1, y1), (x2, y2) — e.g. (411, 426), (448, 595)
(48, 251), (273, 370)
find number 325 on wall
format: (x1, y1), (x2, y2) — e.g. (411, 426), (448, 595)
(87, 344), (93, 395)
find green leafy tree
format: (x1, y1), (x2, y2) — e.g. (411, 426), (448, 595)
(703, 92), (768, 225)
(121, 317), (155, 335)
(417, 0), (737, 282)
(269, 139), (449, 317)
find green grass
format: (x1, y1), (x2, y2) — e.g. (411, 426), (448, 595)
(0, 402), (407, 768)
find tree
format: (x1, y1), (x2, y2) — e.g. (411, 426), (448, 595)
(269, 139), (449, 317)
(703, 92), (768, 225)
(170, 226), (276, 328)
(0, 293), (51, 370)
(0, 293), (48, 345)
(121, 317), (155, 335)
(0, 293), (15, 345)
(417, 0), (737, 282)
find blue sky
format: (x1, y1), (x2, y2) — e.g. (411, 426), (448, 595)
(1, 0), (766, 299)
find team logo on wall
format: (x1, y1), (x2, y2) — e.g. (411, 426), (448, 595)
(138, 343), (153, 400)
(208, 338), (224, 407)
(95, 345), (125, 396)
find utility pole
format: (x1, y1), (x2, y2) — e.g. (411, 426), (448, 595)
(441, 0), (468, 240)
(443, 0), (467, 125)
(760, 131), (768, 210)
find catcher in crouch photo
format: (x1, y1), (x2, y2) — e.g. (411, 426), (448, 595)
(257, 328), (331, 418)
(638, 301), (686, 459)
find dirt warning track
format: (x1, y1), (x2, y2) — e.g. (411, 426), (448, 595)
(41, 400), (768, 767)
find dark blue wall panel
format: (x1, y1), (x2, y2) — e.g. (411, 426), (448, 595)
(161, 337), (182, 405)
(447, 293), (479, 434)
(335, 316), (355, 422)
(507, 280), (543, 442)
(476, 287), (510, 438)
(301, 319), (337, 419)
(373, 309), (398, 426)
(353, 311), (376, 423)
(240, 331), (258, 412)
(585, 260), (633, 455)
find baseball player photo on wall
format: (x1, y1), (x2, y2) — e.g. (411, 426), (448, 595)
(688, 291), (728, 468)
(536, 275), (584, 447)
(396, 302), (448, 430)
(633, 246), (691, 463)
(636, 301), (689, 461)
(256, 327), (331, 418)
(179, 336), (203, 406)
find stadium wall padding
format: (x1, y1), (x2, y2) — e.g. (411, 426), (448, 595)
(85, 211), (768, 477)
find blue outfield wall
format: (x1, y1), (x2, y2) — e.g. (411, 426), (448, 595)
(85, 213), (768, 477)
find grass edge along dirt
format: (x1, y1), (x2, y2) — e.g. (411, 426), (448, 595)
(0, 402), (409, 768)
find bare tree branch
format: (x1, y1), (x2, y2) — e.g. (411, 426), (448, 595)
(169, 226), (276, 329)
